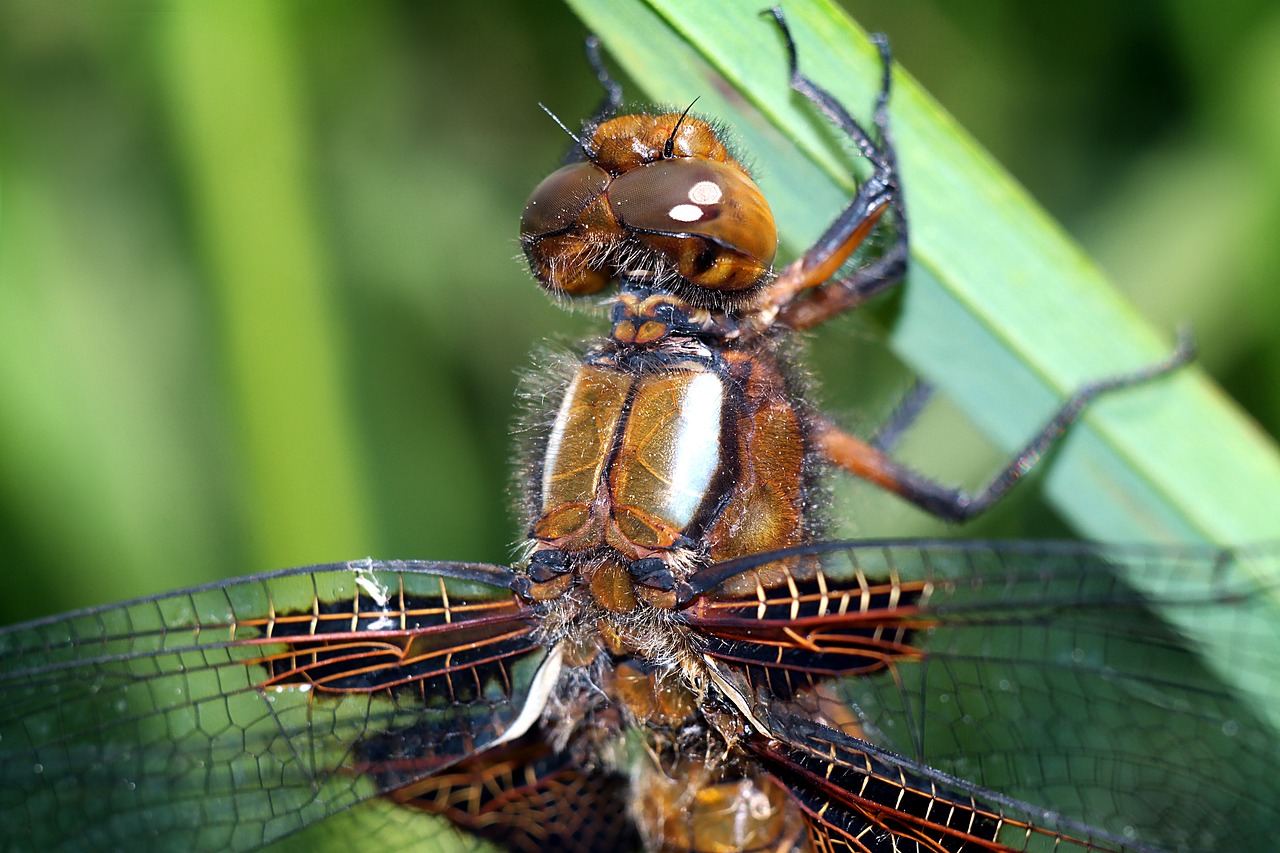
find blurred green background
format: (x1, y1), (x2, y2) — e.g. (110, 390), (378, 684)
(2, 0), (1278, 625)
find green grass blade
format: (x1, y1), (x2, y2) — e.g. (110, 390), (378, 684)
(160, 3), (373, 568)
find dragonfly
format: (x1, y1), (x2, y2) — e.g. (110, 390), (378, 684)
(2, 8), (1277, 853)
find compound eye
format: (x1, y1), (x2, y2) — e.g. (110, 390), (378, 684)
(520, 162), (614, 295)
(520, 162), (611, 240)
(608, 158), (777, 292)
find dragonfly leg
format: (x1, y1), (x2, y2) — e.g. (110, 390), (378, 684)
(512, 548), (574, 601)
(869, 378), (935, 453)
(580, 35), (623, 137)
(544, 35), (625, 168)
(817, 331), (1195, 521)
(758, 10), (908, 332)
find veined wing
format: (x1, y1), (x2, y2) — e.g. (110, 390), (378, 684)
(277, 728), (636, 853)
(387, 729), (638, 853)
(687, 540), (1280, 851)
(0, 560), (547, 852)
(749, 713), (1147, 853)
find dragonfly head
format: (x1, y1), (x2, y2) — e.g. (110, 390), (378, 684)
(520, 112), (778, 310)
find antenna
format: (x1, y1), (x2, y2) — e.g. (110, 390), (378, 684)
(663, 97), (700, 159)
(538, 102), (593, 160)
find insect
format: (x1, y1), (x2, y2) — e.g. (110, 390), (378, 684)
(2, 8), (1276, 853)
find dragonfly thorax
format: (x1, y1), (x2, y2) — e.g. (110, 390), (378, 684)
(519, 326), (815, 613)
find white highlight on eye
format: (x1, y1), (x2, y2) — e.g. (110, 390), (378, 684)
(688, 180), (722, 204)
(668, 203), (703, 222)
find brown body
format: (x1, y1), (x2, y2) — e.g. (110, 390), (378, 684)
(511, 103), (826, 850)
(529, 337), (810, 610)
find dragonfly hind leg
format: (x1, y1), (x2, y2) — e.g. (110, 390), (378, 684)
(817, 331), (1196, 522)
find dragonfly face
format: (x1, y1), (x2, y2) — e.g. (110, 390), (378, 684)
(3, 9), (1278, 853)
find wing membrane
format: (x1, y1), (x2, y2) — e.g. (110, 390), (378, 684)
(751, 714), (1140, 853)
(0, 560), (542, 852)
(390, 730), (638, 853)
(690, 540), (1280, 851)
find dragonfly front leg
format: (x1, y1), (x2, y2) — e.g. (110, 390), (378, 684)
(757, 9), (908, 332)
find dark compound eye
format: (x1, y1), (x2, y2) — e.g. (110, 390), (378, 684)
(520, 162), (611, 241)
(519, 142), (777, 297)
(519, 162), (616, 295)
(608, 158), (777, 292)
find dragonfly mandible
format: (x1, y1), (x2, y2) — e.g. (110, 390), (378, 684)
(2, 7), (1278, 853)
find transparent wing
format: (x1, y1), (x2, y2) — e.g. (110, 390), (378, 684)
(750, 713), (1146, 853)
(269, 730), (636, 853)
(0, 560), (545, 852)
(688, 540), (1280, 852)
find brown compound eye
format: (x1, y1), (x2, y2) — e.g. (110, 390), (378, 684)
(608, 158), (777, 292)
(520, 162), (615, 295)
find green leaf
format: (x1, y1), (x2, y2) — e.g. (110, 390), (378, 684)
(563, 0), (1280, 733)
(160, 3), (373, 569)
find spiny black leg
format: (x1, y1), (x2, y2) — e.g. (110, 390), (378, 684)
(866, 31), (908, 293)
(870, 379), (935, 453)
(947, 328), (1198, 521)
(788, 20), (905, 280)
(766, 6), (887, 167)
(819, 331), (1197, 522)
(868, 34), (892, 140)
(761, 7), (909, 329)
(582, 35), (623, 132)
